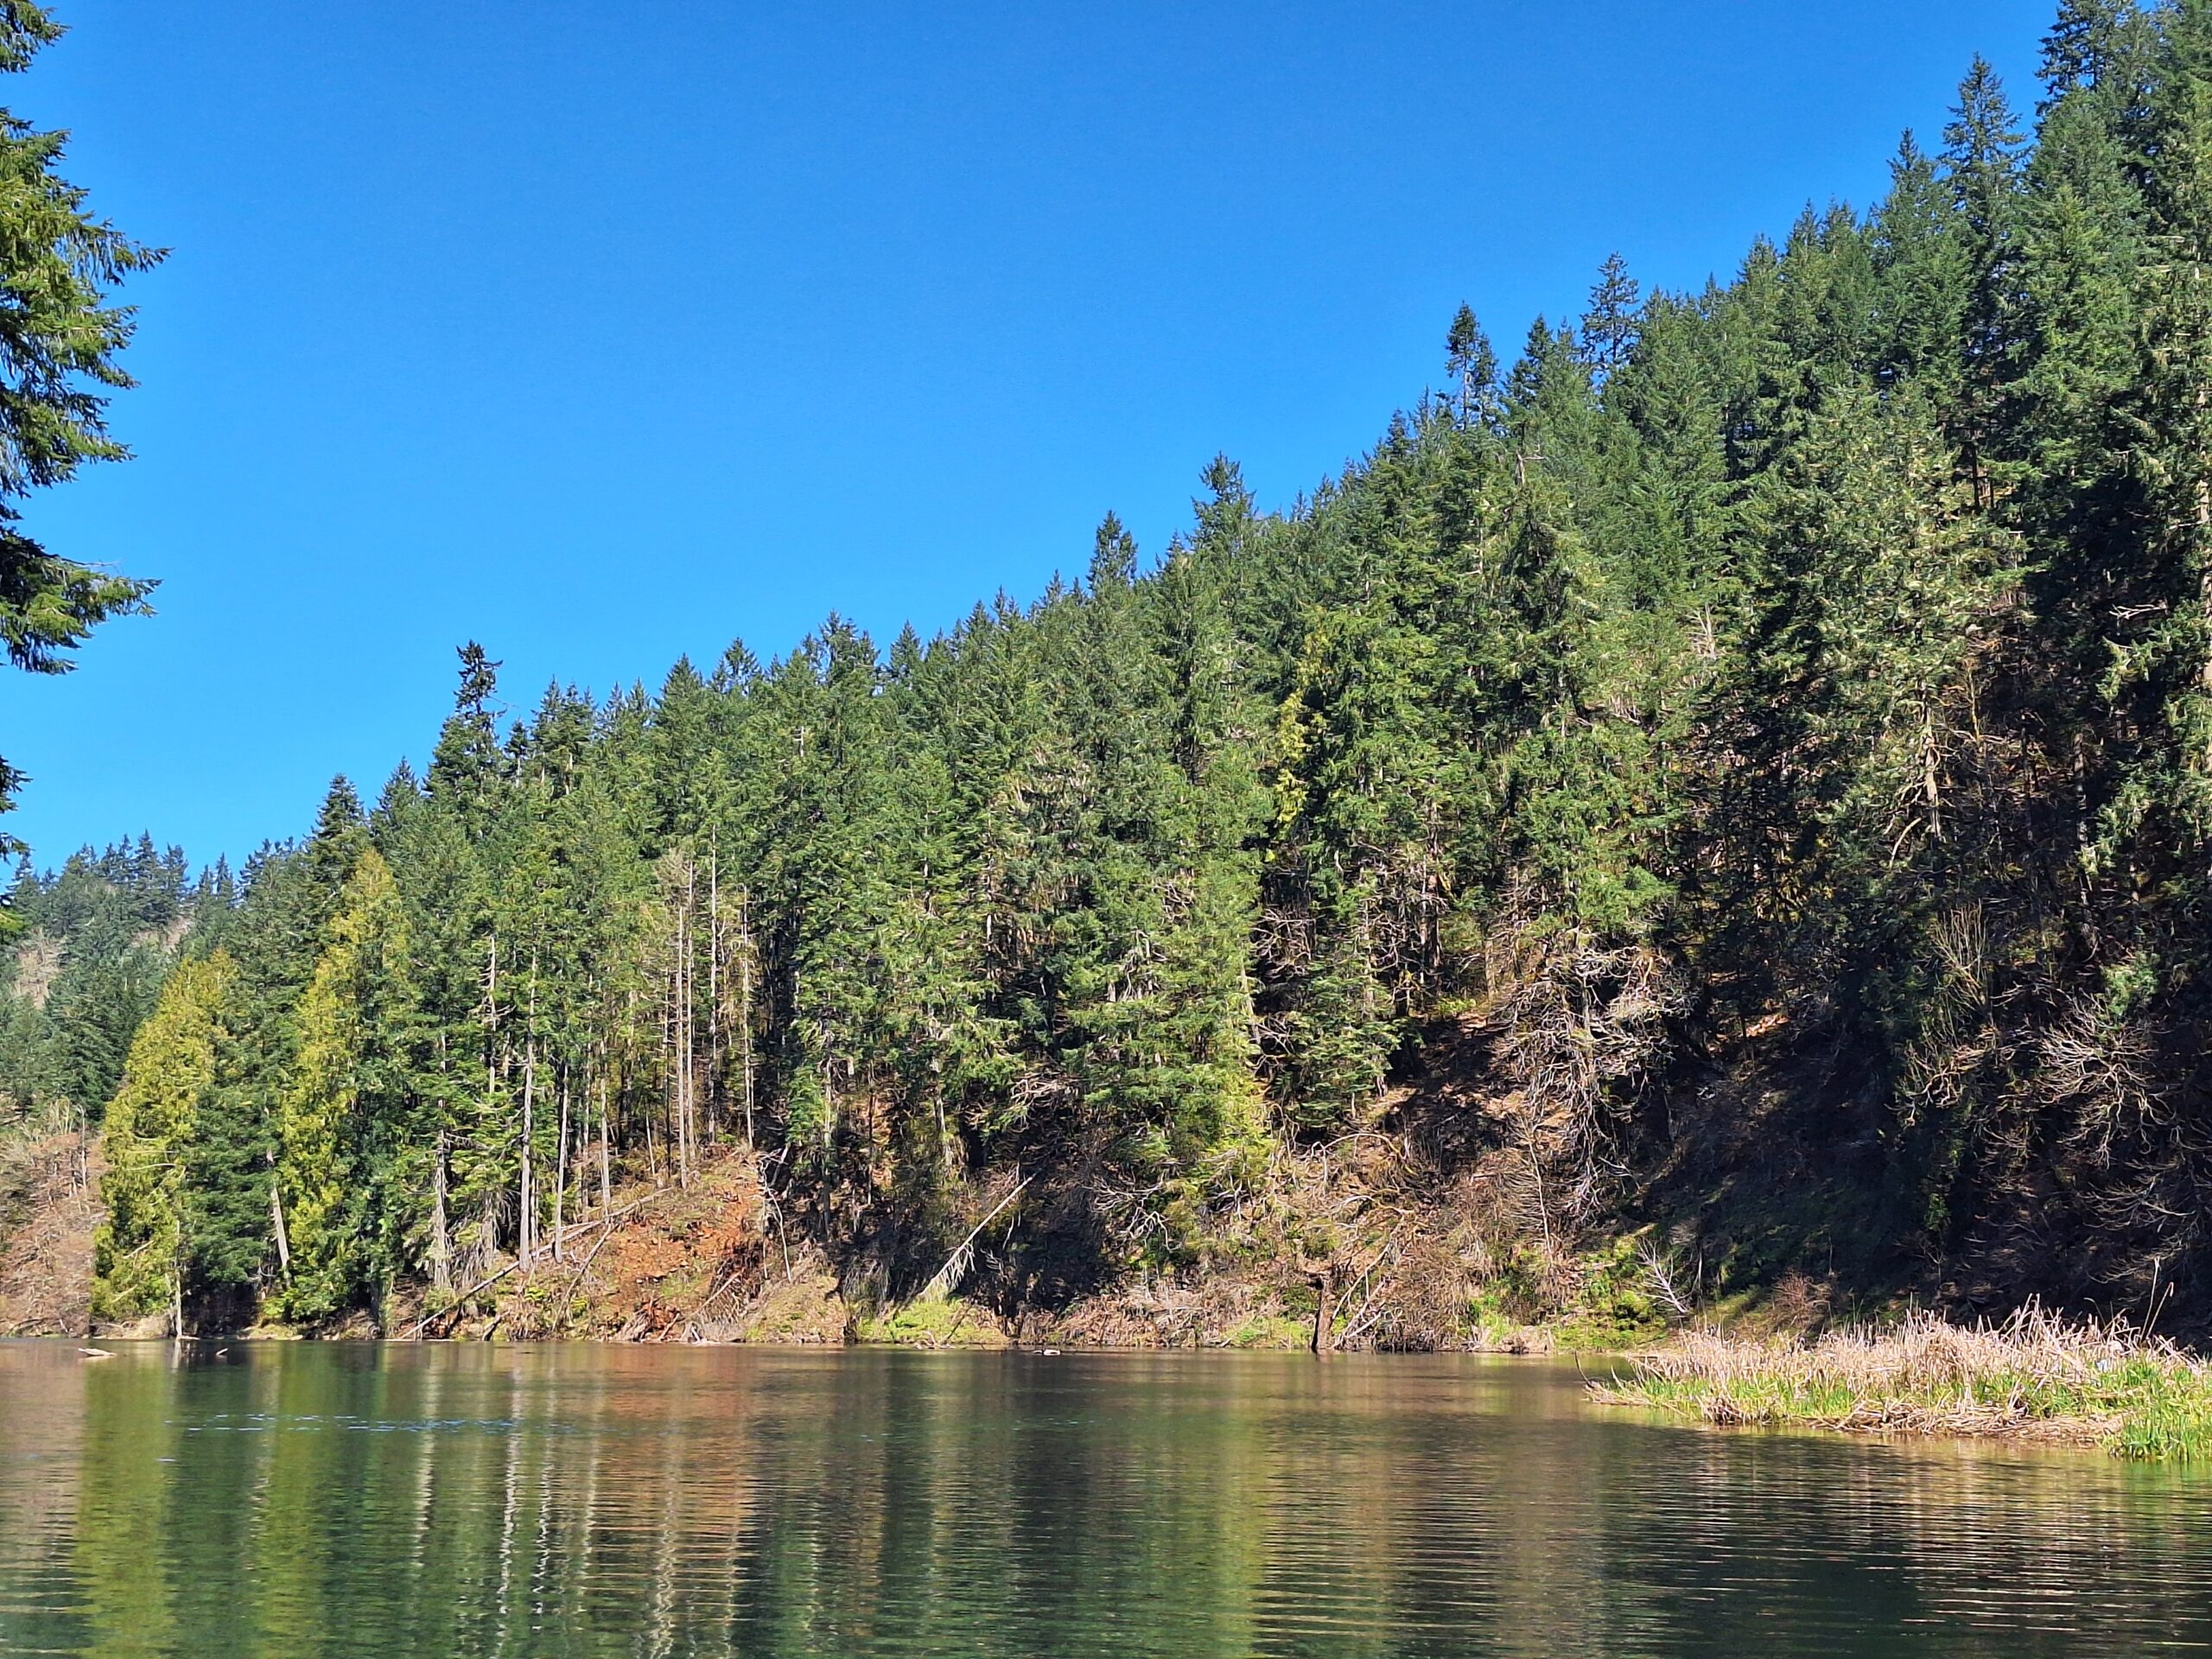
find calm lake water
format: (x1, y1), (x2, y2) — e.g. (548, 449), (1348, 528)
(1, 1341), (2209, 1656)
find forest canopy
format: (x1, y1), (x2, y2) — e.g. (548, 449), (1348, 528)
(12, 0), (2212, 1335)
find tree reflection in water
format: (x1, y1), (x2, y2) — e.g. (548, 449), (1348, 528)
(0, 1342), (2208, 1657)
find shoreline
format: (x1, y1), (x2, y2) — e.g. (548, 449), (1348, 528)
(1589, 1309), (2212, 1461)
(39, 1299), (2212, 1464)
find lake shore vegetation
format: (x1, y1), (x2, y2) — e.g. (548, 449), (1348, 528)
(1595, 1306), (2212, 1459)
(9, 1), (2212, 1363)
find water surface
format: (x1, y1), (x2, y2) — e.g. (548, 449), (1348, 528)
(0, 1340), (2206, 1656)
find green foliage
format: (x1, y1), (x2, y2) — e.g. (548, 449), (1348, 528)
(91, 952), (233, 1324)
(1549, 1238), (1668, 1350)
(42, 0), (2212, 1334)
(273, 847), (416, 1324)
(0, 4), (162, 828)
(0, 837), (221, 1126)
(849, 1290), (1007, 1347)
(1601, 1314), (2212, 1461)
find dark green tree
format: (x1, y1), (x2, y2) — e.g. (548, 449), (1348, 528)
(0, 3), (163, 835)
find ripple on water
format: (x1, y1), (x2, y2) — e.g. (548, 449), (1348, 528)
(0, 1341), (2206, 1657)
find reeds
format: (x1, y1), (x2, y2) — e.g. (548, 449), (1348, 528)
(1592, 1304), (2212, 1459)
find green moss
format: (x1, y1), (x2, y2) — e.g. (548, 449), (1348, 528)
(1555, 1237), (1666, 1348)
(849, 1291), (1007, 1348)
(1465, 1304), (1530, 1351)
(1224, 1313), (1309, 1349)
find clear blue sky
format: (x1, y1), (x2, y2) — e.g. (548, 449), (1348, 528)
(2, 1), (2049, 869)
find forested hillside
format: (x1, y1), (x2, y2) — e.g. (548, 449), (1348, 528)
(0, 840), (229, 1129)
(39, 0), (2212, 1338)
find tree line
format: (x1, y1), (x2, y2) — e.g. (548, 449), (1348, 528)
(0, 839), (226, 1128)
(51, 0), (2212, 1331)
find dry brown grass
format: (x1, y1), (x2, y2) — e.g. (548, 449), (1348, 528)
(0, 1127), (100, 1336)
(1595, 1304), (2212, 1459)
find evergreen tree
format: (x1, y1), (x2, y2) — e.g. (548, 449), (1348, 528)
(272, 848), (416, 1324)
(1942, 57), (2030, 500)
(1580, 252), (1643, 378)
(1445, 303), (1499, 427)
(91, 952), (233, 1326)
(47, 0), (2212, 1330)
(428, 642), (508, 839)
(0, 3), (162, 832)
(2039, 0), (2142, 108)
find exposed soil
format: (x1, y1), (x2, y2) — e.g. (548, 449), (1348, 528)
(2, 1004), (2156, 1352)
(0, 1033), (1722, 1354)
(431, 1153), (850, 1344)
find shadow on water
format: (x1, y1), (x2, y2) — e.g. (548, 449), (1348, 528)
(0, 1339), (2207, 1656)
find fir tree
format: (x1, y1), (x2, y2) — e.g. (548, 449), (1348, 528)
(92, 952), (234, 1327)
(272, 848), (416, 1324)
(1580, 252), (1643, 378)
(1445, 303), (1499, 427)
(47, 0), (2212, 1327)
(0, 3), (162, 831)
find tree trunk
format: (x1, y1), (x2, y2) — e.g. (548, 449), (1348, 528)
(599, 1071), (613, 1215)
(270, 1175), (292, 1278)
(553, 1071), (569, 1262)
(520, 962), (538, 1268)
(739, 889), (755, 1147)
(1310, 1267), (1337, 1357)
(707, 842), (722, 1142)
(430, 1128), (452, 1295)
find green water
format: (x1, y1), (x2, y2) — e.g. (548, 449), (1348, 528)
(1, 1341), (2208, 1656)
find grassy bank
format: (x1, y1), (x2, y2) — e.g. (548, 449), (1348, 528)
(1594, 1307), (2212, 1459)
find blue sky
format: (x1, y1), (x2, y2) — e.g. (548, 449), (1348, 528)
(3, 1), (2049, 869)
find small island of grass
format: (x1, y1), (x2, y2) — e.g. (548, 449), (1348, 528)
(1593, 1307), (2212, 1461)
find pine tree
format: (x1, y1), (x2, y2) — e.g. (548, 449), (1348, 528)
(92, 952), (234, 1328)
(428, 642), (509, 840)
(2039, 0), (2141, 109)
(272, 848), (416, 1324)
(62, 3), (2212, 1329)
(1445, 303), (1500, 428)
(1580, 252), (1643, 378)
(48, 954), (155, 1121)
(1943, 57), (2030, 501)
(0, 3), (162, 831)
